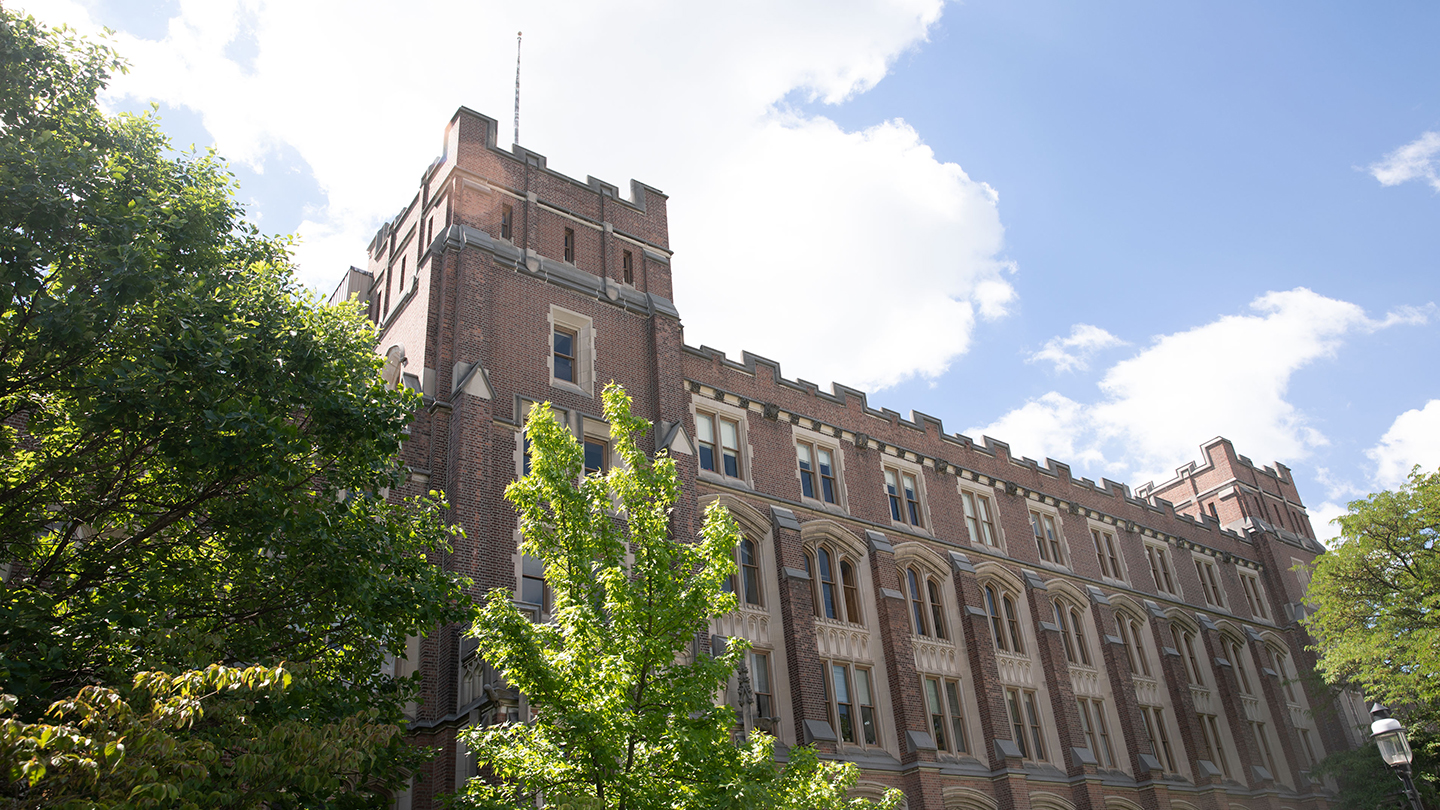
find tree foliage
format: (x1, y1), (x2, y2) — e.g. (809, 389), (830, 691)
(0, 11), (470, 806)
(457, 385), (900, 810)
(1304, 466), (1440, 804)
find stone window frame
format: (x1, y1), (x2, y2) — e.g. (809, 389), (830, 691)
(726, 534), (765, 609)
(1005, 686), (1049, 763)
(881, 454), (931, 533)
(792, 422), (848, 514)
(897, 560), (952, 641)
(806, 540), (865, 626)
(1050, 593), (1094, 668)
(958, 483), (1005, 552)
(1239, 569), (1271, 621)
(1144, 541), (1182, 598)
(1025, 499), (1071, 569)
(1192, 554), (1228, 610)
(821, 658), (882, 749)
(1114, 606), (1154, 678)
(690, 395), (754, 489)
(921, 673), (971, 756)
(1088, 519), (1128, 584)
(548, 305), (594, 398)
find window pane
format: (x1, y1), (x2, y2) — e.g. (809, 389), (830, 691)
(583, 439), (606, 475)
(818, 547), (837, 620)
(841, 560), (860, 623)
(752, 652), (770, 693)
(554, 355), (574, 383)
(928, 579), (947, 639)
(696, 413), (714, 443)
(856, 668), (876, 745)
(720, 419), (738, 451)
(908, 569), (926, 634)
(945, 680), (968, 753)
(926, 677), (947, 751)
(554, 329), (573, 357)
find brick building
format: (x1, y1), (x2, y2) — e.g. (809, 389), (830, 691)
(331, 107), (1369, 810)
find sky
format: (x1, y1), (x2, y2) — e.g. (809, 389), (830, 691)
(20, 0), (1440, 541)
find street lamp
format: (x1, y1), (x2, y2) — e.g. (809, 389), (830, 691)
(1371, 703), (1424, 810)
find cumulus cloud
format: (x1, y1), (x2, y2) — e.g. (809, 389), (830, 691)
(20, 0), (1012, 391)
(1027, 323), (1126, 373)
(968, 288), (1431, 488)
(1367, 399), (1440, 489)
(1369, 131), (1440, 191)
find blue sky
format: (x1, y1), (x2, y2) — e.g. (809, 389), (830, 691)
(24, 0), (1440, 537)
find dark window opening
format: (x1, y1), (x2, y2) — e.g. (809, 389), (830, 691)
(622, 249), (634, 284)
(501, 204), (513, 240)
(564, 227), (575, 262)
(554, 327), (577, 383)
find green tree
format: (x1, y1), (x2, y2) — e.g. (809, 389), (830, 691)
(1304, 466), (1440, 806)
(0, 11), (469, 806)
(458, 385), (900, 810)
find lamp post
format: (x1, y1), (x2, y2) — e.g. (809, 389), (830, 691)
(1371, 703), (1425, 810)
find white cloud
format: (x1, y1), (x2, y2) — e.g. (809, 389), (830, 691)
(968, 288), (1432, 488)
(21, 0), (1013, 392)
(1368, 131), (1440, 191)
(1308, 500), (1348, 546)
(1027, 323), (1126, 373)
(1366, 399), (1440, 489)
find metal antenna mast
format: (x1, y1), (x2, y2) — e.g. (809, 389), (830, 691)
(513, 31), (522, 146)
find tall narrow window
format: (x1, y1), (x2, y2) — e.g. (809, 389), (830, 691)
(927, 578), (948, 640)
(751, 652), (772, 719)
(622, 249), (634, 284)
(1004, 594), (1025, 654)
(1229, 639), (1252, 694)
(818, 546), (838, 621)
(903, 473), (923, 527)
(884, 470), (902, 522)
(798, 442), (817, 499)
(817, 446), (837, 503)
(908, 568), (928, 636)
(1077, 698), (1114, 768)
(426, 216), (433, 248)
(1006, 688), (1028, 757)
(1125, 618), (1151, 676)
(1055, 600), (1077, 663)
(985, 586), (1007, 651)
(1030, 510), (1062, 563)
(553, 326), (577, 384)
(399, 256), (406, 293)
(696, 413), (716, 473)
(1141, 706), (1177, 772)
(1252, 721), (1279, 779)
(719, 418), (741, 478)
(1272, 648), (1297, 703)
(582, 437), (607, 475)
(1092, 528), (1123, 579)
(855, 667), (877, 744)
(1195, 558), (1224, 607)
(501, 203), (513, 239)
(1147, 544), (1177, 594)
(962, 490), (998, 546)
(840, 559), (861, 624)
(1119, 618), (1139, 674)
(797, 440), (839, 505)
(925, 677), (948, 752)
(1241, 572), (1270, 620)
(383, 268), (393, 313)
(1070, 607), (1091, 665)
(1177, 629), (1202, 686)
(1024, 690), (1047, 762)
(944, 679), (969, 753)
(563, 227), (575, 262)
(832, 664), (854, 743)
(739, 538), (761, 606)
(1299, 728), (1318, 768)
(1199, 714), (1231, 778)
(803, 552), (819, 618)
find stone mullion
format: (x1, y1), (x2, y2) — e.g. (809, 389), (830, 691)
(945, 553), (1030, 810)
(768, 506), (835, 754)
(862, 532), (935, 770)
